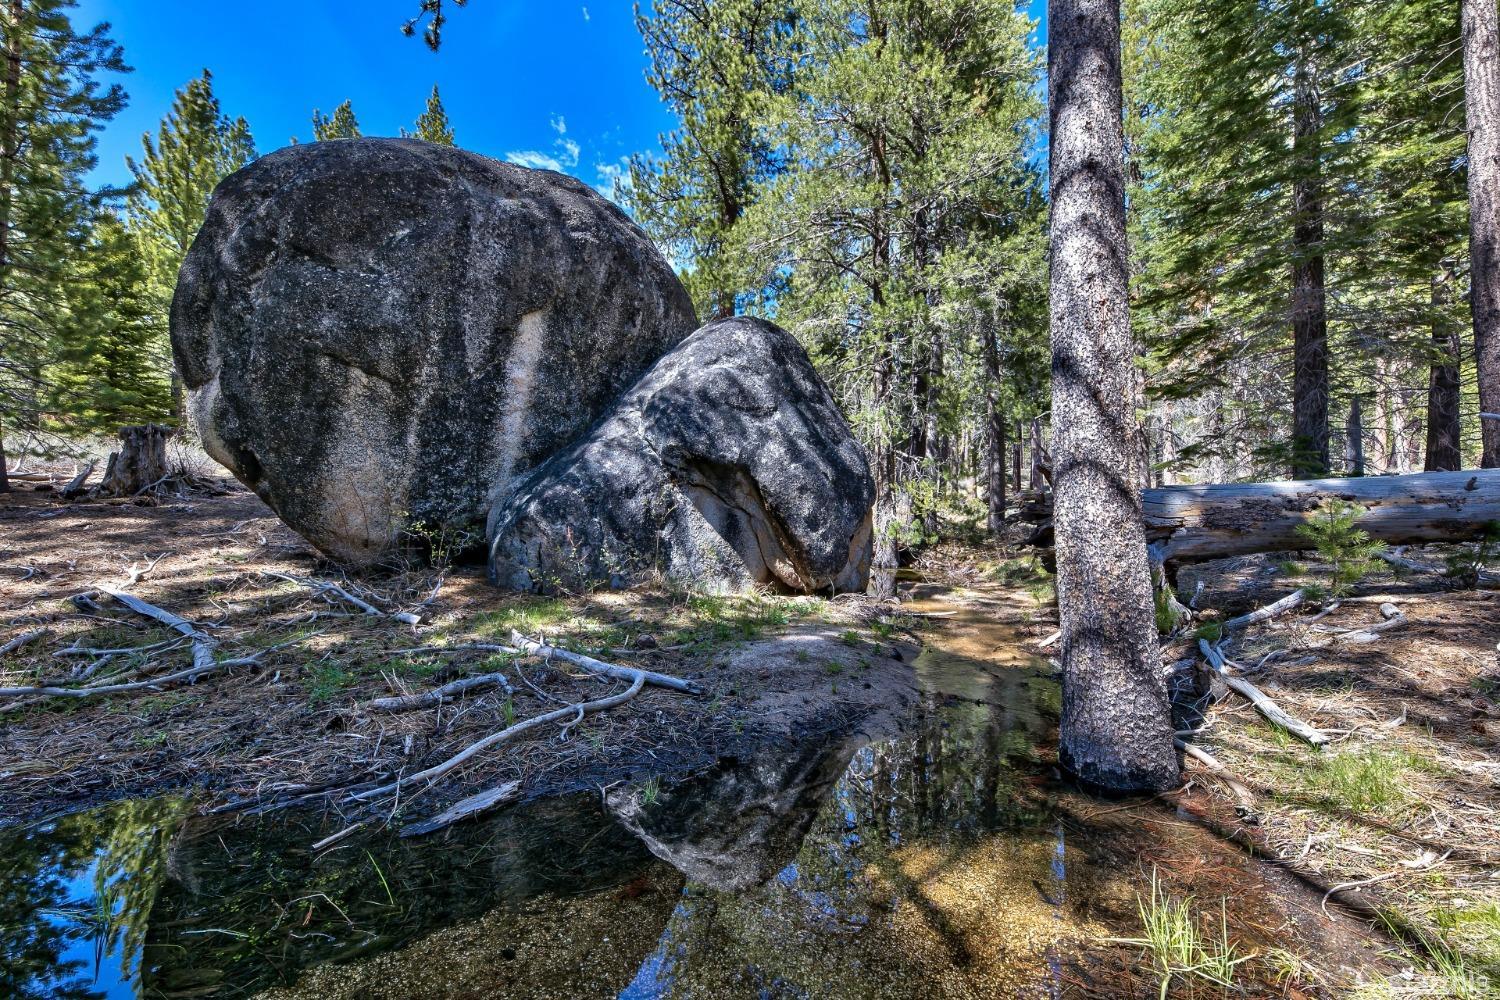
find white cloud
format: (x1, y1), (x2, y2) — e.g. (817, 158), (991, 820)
(505, 150), (566, 172)
(506, 121), (581, 174)
(582, 6), (590, 21)
(593, 157), (633, 204)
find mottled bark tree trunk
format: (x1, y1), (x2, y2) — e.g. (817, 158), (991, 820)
(1046, 0), (1178, 793)
(1290, 53), (1329, 477)
(1012, 419), (1023, 491)
(983, 325), (1006, 537)
(1426, 262), (1463, 471)
(1029, 418), (1046, 489)
(0, 0), (22, 493)
(1464, 0), (1500, 466)
(1345, 396), (1364, 477)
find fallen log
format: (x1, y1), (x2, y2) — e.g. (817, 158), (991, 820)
(1030, 469), (1500, 569)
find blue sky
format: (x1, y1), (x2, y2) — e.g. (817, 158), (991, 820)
(75, 1), (1048, 201)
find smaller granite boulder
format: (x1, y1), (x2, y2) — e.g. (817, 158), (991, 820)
(487, 316), (875, 594)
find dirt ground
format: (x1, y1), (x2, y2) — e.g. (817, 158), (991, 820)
(914, 539), (1500, 998)
(4, 473), (1499, 995)
(0, 477), (919, 829)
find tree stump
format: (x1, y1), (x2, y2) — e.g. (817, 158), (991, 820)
(98, 424), (174, 497)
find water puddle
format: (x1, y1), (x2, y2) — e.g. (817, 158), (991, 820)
(0, 584), (1376, 998)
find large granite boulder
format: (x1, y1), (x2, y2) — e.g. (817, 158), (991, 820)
(488, 316), (875, 594)
(171, 138), (697, 565)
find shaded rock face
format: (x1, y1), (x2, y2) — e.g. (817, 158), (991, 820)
(171, 138), (697, 565)
(488, 316), (875, 594)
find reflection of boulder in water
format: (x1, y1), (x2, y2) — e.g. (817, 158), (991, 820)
(606, 738), (858, 891)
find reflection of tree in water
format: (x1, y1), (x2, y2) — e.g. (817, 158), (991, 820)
(0, 797), (188, 1000)
(621, 665), (1067, 999)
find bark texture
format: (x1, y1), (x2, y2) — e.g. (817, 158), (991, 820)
(1426, 263), (1463, 471)
(1047, 0), (1178, 793)
(1290, 54), (1329, 477)
(1465, 0), (1500, 467)
(98, 424), (172, 497)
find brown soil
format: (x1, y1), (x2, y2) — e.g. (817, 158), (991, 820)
(0, 479), (918, 828)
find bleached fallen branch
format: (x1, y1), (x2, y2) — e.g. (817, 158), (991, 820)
(261, 571), (423, 626)
(1199, 639), (1328, 746)
(97, 585), (218, 673)
(366, 672), (513, 713)
(1222, 589), (1306, 632)
(349, 672), (646, 804)
(0, 629), (51, 657)
(1337, 603), (1408, 644)
(508, 630), (700, 693)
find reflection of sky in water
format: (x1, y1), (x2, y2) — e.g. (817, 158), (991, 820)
(27, 856), (137, 1000)
(617, 898), (688, 1000)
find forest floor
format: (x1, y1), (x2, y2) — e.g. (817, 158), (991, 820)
(2, 475), (1498, 996)
(1077, 544), (1499, 997)
(0, 476), (922, 830)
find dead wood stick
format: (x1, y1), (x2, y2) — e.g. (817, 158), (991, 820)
(97, 585), (217, 672)
(508, 630), (700, 694)
(1199, 639), (1328, 746)
(400, 781), (522, 838)
(366, 672), (513, 713)
(1337, 603), (1408, 644)
(310, 822), (366, 851)
(0, 635), (308, 703)
(0, 629), (51, 657)
(60, 461), (95, 499)
(349, 673), (646, 803)
(1174, 738), (1255, 811)
(123, 553), (169, 585)
(261, 571), (422, 626)
(1222, 589), (1306, 632)
(0, 653), (261, 699)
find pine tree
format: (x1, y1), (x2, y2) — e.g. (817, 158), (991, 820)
(734, 0), (1046, 556)
(47, 211), (171, 432)
(626, 0), (799, 320)
(0, 0), (128, 491)
(403, 84), (453, 145)
(126, 69), (255, 417)
(311, 100), (361, 140)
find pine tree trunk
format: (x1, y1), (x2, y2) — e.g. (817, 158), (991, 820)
(1345, 395), (1364, 477)
(98, 424), (173, 497)
(1012, 420), (1023, 495)
(1047, 0), (1177, 793)
(0, 416), (10, 493)
(1426, 262), (1464, 471)
(983, 325), (1006, 536)
(1464, 0), (1500, 467)
(983, 326), (1007, 536)
(1029, 418), (1045, 489)
(1290, 53), (1329, 477)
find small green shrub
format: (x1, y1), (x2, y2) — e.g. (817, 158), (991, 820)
(1295, 500), (1385, 597)
(1447, 521), (1500, 590)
